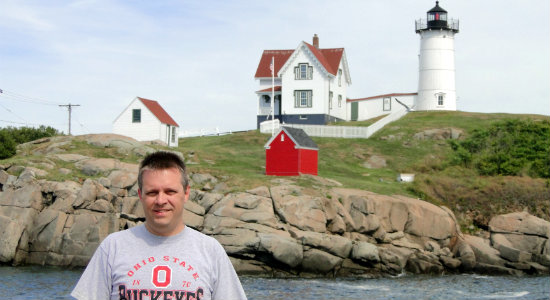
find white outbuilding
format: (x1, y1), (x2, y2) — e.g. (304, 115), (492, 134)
(113, 97), (179, 147)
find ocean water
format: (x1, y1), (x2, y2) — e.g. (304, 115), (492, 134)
(0, 265), (548, 300)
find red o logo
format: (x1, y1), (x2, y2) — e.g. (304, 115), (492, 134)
(152, 265), (172, 288)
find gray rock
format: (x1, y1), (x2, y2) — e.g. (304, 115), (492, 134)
(246, 186), (271, 198)
(108, 170), (137, 189)
(258, 233), (303, 268)
(88, 199), (114, 213)
(439, 256), (461, 269)
(453, 239), (476, 270)
(490, 212), (550, 238)
(0, 183), (43, 210)
(271, 187), (326, 233)
(73, 179), (98, 209)
(302, 248), (342, 273)
(463, 235), (506, 266)
(197, 192), (223, 212)
(292, 230), (352, 258)
(351, 241), (380, 262)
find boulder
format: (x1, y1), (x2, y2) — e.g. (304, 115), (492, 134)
(0, 215), (26, 262)
(490, 212), (550, 238)
(0, 183), (43, 210)
(291, 230), (352, 258)
(108, 170), (137, 189)
(351, 241), (380, 262)
(213, 227), (259, 255)
(30, 209), (68, 252)
(301, 248), (342, 274)
(197, 192), (223, 212)
(258, 233), (303, 268)
(453, 239), (476, 270)
(246, 186), (271, 198)
(463, 235), (506, 266)
(406, 252), (444, 274)
(271, 187), (326, 233)
(73, 179), (98, 209)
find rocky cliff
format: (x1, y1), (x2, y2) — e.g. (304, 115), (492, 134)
(0, 134), (548, 276)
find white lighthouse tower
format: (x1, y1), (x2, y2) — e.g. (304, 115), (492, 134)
(415, 1), (459, 111)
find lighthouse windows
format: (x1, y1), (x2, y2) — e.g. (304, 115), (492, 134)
(436, 93), (446, 106)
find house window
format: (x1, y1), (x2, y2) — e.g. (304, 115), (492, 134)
(263, 95), (270, 103)
(338, 95), (342, 108)
(295, 63), (313, 80)
(299, 115), (308, 120)
(132, 109), (141, 123)
(171, 126), (176, 143)
(294, 90), (312, 108)
(329, 92), (333, 109)
(338, 69), (342, 86)
(281, 134), (285, 142)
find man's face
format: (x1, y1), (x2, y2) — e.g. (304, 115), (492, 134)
(138, 167), (189, 236)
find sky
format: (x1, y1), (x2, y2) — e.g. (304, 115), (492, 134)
(0, 0), (549, 136)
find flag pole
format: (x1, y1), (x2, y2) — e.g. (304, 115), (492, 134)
(271, 56), (275, 136)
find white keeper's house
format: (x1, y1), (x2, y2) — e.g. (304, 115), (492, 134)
(254, 34), (351, 128)
(254, 35), (417, 128)
(113, 97), (179, 147)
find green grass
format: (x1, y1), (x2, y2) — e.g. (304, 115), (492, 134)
(176, 111), (550, 227)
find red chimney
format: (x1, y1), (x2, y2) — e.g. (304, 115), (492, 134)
(313, 34), (319, 48)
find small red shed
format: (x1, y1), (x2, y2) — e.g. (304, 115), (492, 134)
(265, 127), (319, 176)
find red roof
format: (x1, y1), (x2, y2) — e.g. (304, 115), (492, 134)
(256, 86), (282, 93)
(254, 50), (294, 78)
(347, 93), (418, 102)
(138, 97), (179, 127)
(305, 43), (344, 76)
(254, 44), (344, 78)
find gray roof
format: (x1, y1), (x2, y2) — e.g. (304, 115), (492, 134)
(282, 127), (318, 150)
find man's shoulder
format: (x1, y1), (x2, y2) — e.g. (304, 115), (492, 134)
(184, 227), (223, 249)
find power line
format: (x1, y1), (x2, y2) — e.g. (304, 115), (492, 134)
(0, 88), (61, 106)
(0, 102), (28, 124)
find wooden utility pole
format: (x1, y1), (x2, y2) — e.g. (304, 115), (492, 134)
(59, 103), (80, 135)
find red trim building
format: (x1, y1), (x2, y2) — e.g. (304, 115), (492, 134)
(264, 127), (318, 176)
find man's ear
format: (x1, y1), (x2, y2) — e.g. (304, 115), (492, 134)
(184, 185), (190, 202)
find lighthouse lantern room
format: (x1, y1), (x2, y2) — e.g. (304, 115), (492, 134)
(415, 1), (459, 111)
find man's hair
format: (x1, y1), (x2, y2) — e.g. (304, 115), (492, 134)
(138, 151), (189, 190)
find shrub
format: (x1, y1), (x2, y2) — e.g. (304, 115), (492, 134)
(0, 125), (62, 159)
(0, 130), (17, 159)
(450, 119), (550, 178)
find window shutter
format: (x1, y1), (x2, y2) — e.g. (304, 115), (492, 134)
(308, 91), (312, 107)
(294, 67), (297, 80)
(308, 66), (313, 79)
(294, 91), (298, 107)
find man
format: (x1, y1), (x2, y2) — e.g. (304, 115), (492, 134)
(72, 151), (247, 300)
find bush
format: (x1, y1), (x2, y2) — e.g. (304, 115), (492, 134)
(0, 130), (17, 159)
(0, 126), (62, 159)
(450, 119), (550, 178)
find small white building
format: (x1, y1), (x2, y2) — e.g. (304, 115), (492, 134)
(113, 97), (179, 147)
(347, 93), (416, 122)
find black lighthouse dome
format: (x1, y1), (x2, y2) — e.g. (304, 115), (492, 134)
(415, 1), (459, 33)
(427, 1), (448, 29)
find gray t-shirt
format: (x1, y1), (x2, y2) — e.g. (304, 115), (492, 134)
(71, 224), (247, 300)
